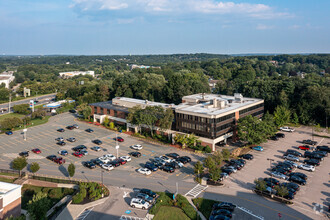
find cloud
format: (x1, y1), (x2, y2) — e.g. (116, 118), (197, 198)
(256, 24), (274, 30)
(71, 0), (291, 20)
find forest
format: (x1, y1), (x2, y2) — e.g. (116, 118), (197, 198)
(0, 53), (329, 126)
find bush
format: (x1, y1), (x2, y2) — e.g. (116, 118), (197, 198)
(204, 146), (212, 153)
(63, 188), (74, 195)
(72, 193), (84, 204)
(176, 194), (197, 220)
(49, 188), (63, 199)
(42, 188), (50, 194)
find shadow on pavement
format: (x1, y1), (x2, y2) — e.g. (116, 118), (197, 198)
(59, 165), (69, 177)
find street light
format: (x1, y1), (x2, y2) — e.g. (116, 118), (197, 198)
(267, 158), (274, 194)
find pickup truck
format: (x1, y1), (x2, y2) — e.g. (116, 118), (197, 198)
(280, 126), (295, 132)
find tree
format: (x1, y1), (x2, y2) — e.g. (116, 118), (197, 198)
(27, 191), (51, 220)
(29, 162), (40, 175)
(209, 167), (221, 182)
(12, 157), (27, 176)
(158, 108), (174, 132)
(194, 161), (204, 175)
(204, 156), (216, 170)
(99, 83), (110, 101)
(221, 149), (231, 161)
(103, 117), (109, 127)
(68, 163), (75, 178)
(262, 111), (278, 137)
(56, 92), (65, 101)
(22, 116), (32, 125)
(291, 112), (299, 125)
(173, 133), (188, 148)
(13, 104), (30, 115)
(186, 134), (199, 148)
(31, 109), (46, 119)
(274, 105), (291, 127)
(212, 151), (223, 166)
(237, 115), (268, 144)
(275, 185), (288, 197)
(0, 117), (23, 130)
(76, 103), (92, 120)
(254, 179), (267, 192)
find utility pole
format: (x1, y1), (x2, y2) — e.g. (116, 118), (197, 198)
(23, 123), (27, 141)
(115, 133), (120, 158)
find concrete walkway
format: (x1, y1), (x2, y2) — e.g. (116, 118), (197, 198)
(185, 196), (207, 220)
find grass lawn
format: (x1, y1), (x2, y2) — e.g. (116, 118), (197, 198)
(21, 184), (75, 209)
(153, 206), (190, 220)
(27, 116), (50, 128)
(0, 172), (19, 177)
(0, 176), (17, 183)
(192, 198), (218, 219)
(0, 113), (25, 122)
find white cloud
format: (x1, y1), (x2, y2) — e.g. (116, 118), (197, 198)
(256, 24), (274, 30)
(71, 0), (291, 19)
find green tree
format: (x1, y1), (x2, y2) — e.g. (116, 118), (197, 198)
(173, 133), (188, 148)
(213, 151), (223, 166)
(0, 117), (23, 130)
(103, 117), (109, 127)
(13, 104), (30, 115)
(254, 179), (267, 192)
(158, 108), (174, 132)
(262, 111), (278, 137)
(31, 109), (46, 119)
(274, 105), (291, 127)
(56, 92), (65, 101)
(221, 149), (231, 161)
(109, 122), (115, 129)
(186, 134), (199, 148)
(29, 162), (40, 175)
(12, 156), (27, 176)
(68, 163), (75, 178)
(76, 103), (92, 120)
(194, 161), (204, 175)
(27, 192), (51, 220)
(291, 112), (299, 125)
(22, 116), (32, 125)
(274, 185), (289, 197)
(209, 167), (221, 182)
(237, 115), (267, 144)
(204, 156), (216, 170)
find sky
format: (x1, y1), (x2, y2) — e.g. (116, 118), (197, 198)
(0, 0), (329, 55)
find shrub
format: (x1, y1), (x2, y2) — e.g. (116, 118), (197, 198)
(204, 146), (212, 153)
(176, 194), (197, 220)
(63, 188), (74, 195)
(49, 188), (63, 199)
(42, 188), (50, 194)
(72, 193), (83, 204)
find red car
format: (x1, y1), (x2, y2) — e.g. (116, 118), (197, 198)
(54, 157), (65, 164)
(116, 137), (124, 142)
(118, 158), (127, 165)
(299, 145), (310, 151)
(32, 148), (41, 154)
(73, 152), (84, 158)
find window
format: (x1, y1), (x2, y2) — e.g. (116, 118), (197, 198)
(94, 106), (97, 113)
(107, 109), (110, 115)
(114, 110), (117, 117)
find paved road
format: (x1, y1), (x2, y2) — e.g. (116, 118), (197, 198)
(0, 93), (56, 114)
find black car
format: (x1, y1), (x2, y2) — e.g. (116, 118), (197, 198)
(91, 158), (104, 166)
(83, 161), (96, 169)
(160, 166), (175, 173)
(166, 162), (180, 169)
(130, 151), (141, 157)
(111, 160), (121, 167)
(283, 191), (295, 200)
(285, 149), (302, 157)
(276, 133), (285, 138)
(66, 125), (75, 130)
(289, 172), (307, 181)
(221, 168), (234, 175)
(209, 215), (230, 220)
(47, 155), (57, 160)
(92, 139), (102, 145)
(314, 151), (328, 157)
(302, 139), (317, 145)
(270, 135), (279, 141)
(304, 159), (320, 166)
(264, 178), (280, 185)
(166, 153), (180, 159)
(289, 175), (306, 185)
(67, 137), (76, 142)
(72, 145), (87, 151)
(177, 156), (190, 164)
(278, 162), (295, 169)
(19, 151), (29, 157)
(57, 141), (66, 146)
(316, 145), (330, 153)
(57, 128), (65, 132)
(304, 151), (324, 160)
(237, 159), (246, 165)
(281, 182), (300, 191)
(69, 109), (76, 113)
(145, 162), (158, 171)
(211, 209), (232, 218)
(274, 165), (293, 173)
(140, 189), (157, 198)
(241, 154), (253, 160)
(273, 167), (289, 175)
(213, 202), (236, 212)
(85, 128), (94, 133)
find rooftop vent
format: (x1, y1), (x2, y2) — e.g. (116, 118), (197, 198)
(234, 93), (243, 102)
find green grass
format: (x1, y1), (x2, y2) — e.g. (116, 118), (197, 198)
(27, 116), (50, 128)
(153, 206), (190, 220)
(192, 198), (218, 220)
(0, 113), (25, 122)
(0, 172), (19, 177)
(0, 177), (17, 183)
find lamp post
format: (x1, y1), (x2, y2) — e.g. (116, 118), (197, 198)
(267, 158), (274, 193)
(115, 134), (119, 158)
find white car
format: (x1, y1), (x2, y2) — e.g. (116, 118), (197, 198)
(283, 154), (300, 162)
(137, 168), (151, 175)
(98, 156), (110, 164)
(119, 156), (131, 162)
(226, 166), (237, 173)
(130, 198), (150, 209)
(174, 160), (184, 168)
(56, 137), (64, 141)
(298, 164), (315, 172)
(280, 126), (295, 132)
(271, 171), (289, 180)
(153, 157), (166, 165)
(283, 160), (298, 168)
(159, 156), (172, 163)
(102, 164), (114, 171)
(131, 144), (143, 150)
(104, 154), (116, 161)
(91, 146), (101, 151)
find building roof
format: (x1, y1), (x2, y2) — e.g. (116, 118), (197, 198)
(0, 182), (21, 197)
(89, 101), (130, 113)
(0, 76), (11, 80)
(112, 97), (175, 109)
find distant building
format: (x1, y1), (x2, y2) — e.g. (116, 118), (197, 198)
(0, 71), (15, 89)
(208, 79), (219, 91)
(0, 182), (22, 219)
(90, 93), (264, 151)
(58, 71), (95, 78)
(129, 64), (161, 70)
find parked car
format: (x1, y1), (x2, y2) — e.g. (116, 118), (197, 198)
(302, 139), (317, 145)
(79, 149), (88, 155)
(166, 162), (180, 169)
(92, 139), (102, 145)
(177, 156), (191, 164)
(104, 154), (116, 161)
(209, 215), (230, 220)
(47, 155), (57, 161)
(314, 151), (328, 157)
(280, 126), (294, 132)
(131, 144), (143, 150)
(160, 166), (175, 173)
(66, 126), (74, 130)
(283, 160), (298, 168)
(289, 172), (307, 181)
(31, 148), (41, 154)
(67, 137), (76, 142)
(154, 157), (166, 165)
(303, 159), (320, 166)
(159, 156), (172, 163)
(271, 171), (288, 180)
(240, 154), (253, 160)
(72, 145), (87, 151)
(270, 135), (279, 141)
(58, 150), (68, 156)
(85, 128), (94, 133)
(264, 178), (280, 185)
(211, 209), (232, 218)
(272, 167), (289, 175)
(276, 133), (285, 138)
(166, 153), (180, 159)
(116, 137), (124, 142)
(139, 189), (157, 198)
(283, 154), (300, 162)
(298, 145), (310, 151)
(304, 151), (324, 160)
(137, 168), (151, 175)
(130, 152), (142, 157)
(220, 173), (229, 179)
(252, 146), (263, 151)
(19, 151), (29, 157)
(145, 162), (158, 171)
(130, 198), (149, 209)
(213, 202), (236, 212)
(53, 157), (65, 164)
(281, 182), (300, 192)
(136, 193), (154, 204)
(69, 109), (76, 113)
(73, 152), (84, 158)
(102, 164), (114, 171)
(56, 137), (64, 141)
(117, 158), (127, 165)
(72, 124), (79, 129)
(221, 168), (234, 175)
(91, 146), (101, 151)
(57, 128), (65, 132)
(289, 175), (306, 185)
(91, 158), (104, 167)
(83, 161), (96, 169)
(316, 145), (330, 153)
(285, 149), (303, 157)
(119, 156), (131, 162)
(111, 160), (121, 167)
(57, 141), (66, 146)
(5, 131), (13, 135)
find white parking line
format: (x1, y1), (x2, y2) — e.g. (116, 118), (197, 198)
(120, 215), (145, 220)
(76, 207), (94, 220)
(236, 206), (264, 220)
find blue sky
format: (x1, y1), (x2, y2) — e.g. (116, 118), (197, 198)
(0, 0), (329, 55)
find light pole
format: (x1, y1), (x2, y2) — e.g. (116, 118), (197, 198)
(115, 133), (119, 158)
(267, 158), (274, 193)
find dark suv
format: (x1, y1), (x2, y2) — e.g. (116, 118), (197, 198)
(302, 139), (317, 145)
(72, 145), (87, 151)
(316, 145), (330, 153)
(304, 151), (324, 160)
(19, 151), (29, 157)
(140, 189), (157, 198)
(145, 162), (158, 171)
(213, 202), (236, 212)
(285, 149), (302, 157)
(276, 133), (285, 138)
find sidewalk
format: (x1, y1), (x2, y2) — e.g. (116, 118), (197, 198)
(185, 196), (207, 220)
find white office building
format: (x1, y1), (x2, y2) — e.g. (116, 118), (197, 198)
(0, 182), (22, 219)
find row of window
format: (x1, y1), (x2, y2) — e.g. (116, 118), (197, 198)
(216, 122), (233, 132)
(239, 103), (264, 115)
(181, 122), (210, 132)
(177, 113), (235, 124)
(215, 113), (235, 123)
(93, 106), (122, 117)
(252, 110), (264, 117)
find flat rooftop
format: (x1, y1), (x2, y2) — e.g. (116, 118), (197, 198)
(176, 93), (263, 117)
(112, 97), (176, 109)
(0, 182), (21, 196)
(89, 101), (130, 113)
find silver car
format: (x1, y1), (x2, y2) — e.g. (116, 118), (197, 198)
(271, 171), (288, 180)
(283, 154), (300, 162)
